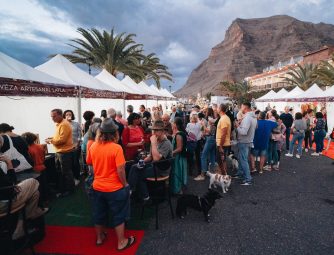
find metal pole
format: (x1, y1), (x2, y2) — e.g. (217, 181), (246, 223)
(77, 86), (82, 126)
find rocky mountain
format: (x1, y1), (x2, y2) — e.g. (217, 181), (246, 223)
(176, 15), (334, 97)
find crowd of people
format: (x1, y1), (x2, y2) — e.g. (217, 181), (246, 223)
(0, 100), (333, 251)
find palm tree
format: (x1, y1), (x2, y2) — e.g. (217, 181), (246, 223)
(316, 54), (334, 86)
(220, 80), (251, 102)
(55, 28), (172, 88)
(283, 63), (319, 90)
(131, 53), (173, 88)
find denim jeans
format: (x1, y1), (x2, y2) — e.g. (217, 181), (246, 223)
(200, 136), (216, 172)
(289, 132), (305, 155)
(236, 143), (252, 183)
(314, 129), (326, 153)
(285, 127), (291, 150)
(267, 140), (278, 165)
(304, 130), (312, 149)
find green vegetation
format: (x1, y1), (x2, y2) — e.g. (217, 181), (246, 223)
(58, 28), (172, 88)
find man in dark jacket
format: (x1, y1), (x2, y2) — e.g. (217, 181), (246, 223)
(279, 106), (294, 150)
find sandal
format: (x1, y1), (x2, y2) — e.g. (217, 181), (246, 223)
(96, 232), (107, 246)
(117, 236), (136, 251)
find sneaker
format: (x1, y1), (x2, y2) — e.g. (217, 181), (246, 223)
(319, 152), (322, 155)
(74, 179), (80, 186)
(232, 174), (242, 179)
(277, 161), (280, 167)
(311, 152), (319, 156)
(305, 148), (308, 152)
(296, 154), (300, 159)
(263, 165), (271, 171)
(240, 181), (252, 186)
(285, 153), (293, 157)
(259, 170), (263, 174)
(194, 175), (205, 181)
(251, 169), (258, 173)
(272, 165), (279, 171)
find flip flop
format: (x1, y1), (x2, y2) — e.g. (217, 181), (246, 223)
(117, 236), (136, 251)
(96, 232), (107, 246)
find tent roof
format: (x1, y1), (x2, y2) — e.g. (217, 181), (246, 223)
(323, 85), (334, 97)
(161, 88), (175, 98)
(138, 81), (158, 96)
(35, 55), (115, 91)
(295, 84), (323, 99)
(282, 86), (304, 99)
(121, 76), (145, 95)
(256, 90), (276, 100)
(0, 51), (70, 85)
(95, 70), (138, 93)
(271, 88), (288, 99)
(150, 85), (167, 97)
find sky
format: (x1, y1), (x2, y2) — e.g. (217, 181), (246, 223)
(0, 0), (334, 91)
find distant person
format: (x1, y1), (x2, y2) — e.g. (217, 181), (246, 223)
(280, 106), (294, 150)
(45, 109), (74, 197)
(116, 111), (127, 126)
(250, 112), (277, 174)
(63, 110), (82, 186)
(311, 112), (327, 156)
(170, 106), (180, 123)
(100, 110), (107, 121)
(285, 112), (307, 158)
(83, 111), (95, 134)
(108, 108), (124, 145)
(122, 113), (144, 160)
(234, 102), (257, 185)
(127, 105), (134, 116)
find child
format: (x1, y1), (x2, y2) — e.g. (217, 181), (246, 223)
(21, 132), (48, 204)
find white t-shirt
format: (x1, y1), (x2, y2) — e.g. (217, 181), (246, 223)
(186, 122), (202, 141)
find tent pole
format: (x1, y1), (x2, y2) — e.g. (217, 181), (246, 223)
(123, 93), (126, 117)
(78, 86), (82, 126)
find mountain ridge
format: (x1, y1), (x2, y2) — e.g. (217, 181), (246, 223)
(176, 15), (334, 97)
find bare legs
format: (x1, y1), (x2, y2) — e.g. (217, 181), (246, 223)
(95, 223), (132, 250)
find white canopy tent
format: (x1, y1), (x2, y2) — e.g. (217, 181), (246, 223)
(0, 52), (70, 85)
(36, 55), (125, 123)
(36, 55), (114, 91)
(294, 84), (323, 100)
(269, 88), (288, 112)
(255, 90), (277, 110)
(121, 76), (147, 116)
(281, 86), (304, 99)
(95, 69), (135, 93)
(150, 85), (167, 97)
(0, 52), (77, 151)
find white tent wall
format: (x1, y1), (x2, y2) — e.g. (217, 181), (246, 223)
(146, 99), (158, 110)
(124, 99), (146, 118)
(0, 96), (78, 152)
(81, 98), (124, 121)
(327, 102), (334, 133)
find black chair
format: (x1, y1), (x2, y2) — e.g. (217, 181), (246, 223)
(0, 185), (36, 255)
(141, 158), (175, 229)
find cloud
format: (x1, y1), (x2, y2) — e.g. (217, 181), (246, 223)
(0, 0), (334, 90)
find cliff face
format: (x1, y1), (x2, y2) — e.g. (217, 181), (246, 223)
(176, 15), (334, 97)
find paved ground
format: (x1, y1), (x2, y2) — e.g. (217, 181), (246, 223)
(137, 153), (334, 255)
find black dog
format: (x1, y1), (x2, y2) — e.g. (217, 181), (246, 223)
(176, 189), (222, 222)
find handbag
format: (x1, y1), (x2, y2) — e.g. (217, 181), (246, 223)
(2, 135), (32, 172)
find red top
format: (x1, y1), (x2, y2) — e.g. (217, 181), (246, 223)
(122, 126), (144, 160)
(28, 144), (46, 172)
